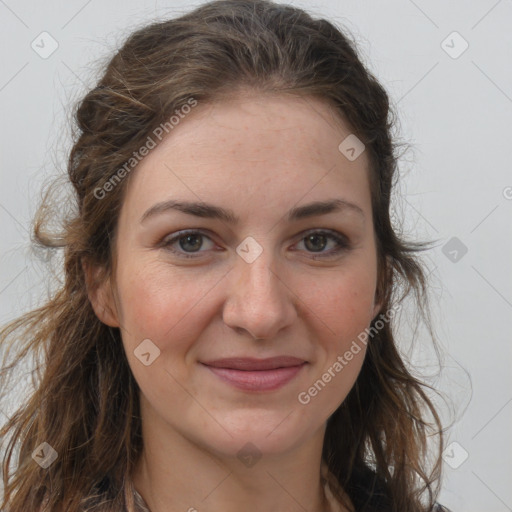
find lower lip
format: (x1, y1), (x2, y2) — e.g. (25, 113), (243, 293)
(202, 363), (306, 392)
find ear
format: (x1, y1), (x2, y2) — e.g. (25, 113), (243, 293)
(372, 254), (392, 320)
(82, 257), (120, 328)
(371, 299), (382, 320)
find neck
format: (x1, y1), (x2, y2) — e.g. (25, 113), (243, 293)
(131, 394), (337, 512)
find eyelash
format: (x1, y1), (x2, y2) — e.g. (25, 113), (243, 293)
(159, 229), (350, 260)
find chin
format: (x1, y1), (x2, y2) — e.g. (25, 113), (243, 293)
(194, 408), (319, 459)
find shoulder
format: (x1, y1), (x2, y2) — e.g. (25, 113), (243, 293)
(344, 464), (393, 511)
(433, 504), (452, 512)
(325, 462), (452, 512)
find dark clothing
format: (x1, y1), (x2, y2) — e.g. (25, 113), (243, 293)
(341, 464), (451, 512)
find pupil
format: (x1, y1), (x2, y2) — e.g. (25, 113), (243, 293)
(305, 234), (326, 252)
(180, 234), (202, 252)
(178, 234), (328, 253)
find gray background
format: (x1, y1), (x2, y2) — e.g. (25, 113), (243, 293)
(1, 1), (511, 511)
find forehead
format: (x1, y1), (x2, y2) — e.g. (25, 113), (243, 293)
(159, 92), (363, 166)
(121, 92), (372, 223)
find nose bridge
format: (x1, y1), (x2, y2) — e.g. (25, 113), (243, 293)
(223, 249), (296, 339)
(239, 253), (278, 299)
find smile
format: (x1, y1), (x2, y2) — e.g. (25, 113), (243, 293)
(200, 357), (308, 392)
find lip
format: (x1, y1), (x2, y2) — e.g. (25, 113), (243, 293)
(201, 357), (307, 392)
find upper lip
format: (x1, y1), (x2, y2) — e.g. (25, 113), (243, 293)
(201, 356), (307, 371)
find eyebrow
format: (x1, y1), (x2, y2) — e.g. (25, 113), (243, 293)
(140, 198), (365, 225)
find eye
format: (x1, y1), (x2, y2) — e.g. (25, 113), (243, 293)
(159, 229), (350, 260)
(293, 230), (350, 258)
(160, 230), (216, 259)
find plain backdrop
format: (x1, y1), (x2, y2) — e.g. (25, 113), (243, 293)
(1, 1), (511, 511)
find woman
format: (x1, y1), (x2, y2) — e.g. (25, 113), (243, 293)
(0, 1), (450, 510)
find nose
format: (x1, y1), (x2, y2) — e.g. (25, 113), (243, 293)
(222, 252), (297, 341)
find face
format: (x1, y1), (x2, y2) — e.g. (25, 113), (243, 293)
(92, 91), (381, 459)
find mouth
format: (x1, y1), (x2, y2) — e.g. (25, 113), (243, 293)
(200, 356), (308, 392)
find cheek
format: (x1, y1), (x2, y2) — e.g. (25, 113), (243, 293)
(115, 260), (219, 351)
(305, 265), (377, 344)
(297, 270), (375, 415)
(115, 262), (217, 405)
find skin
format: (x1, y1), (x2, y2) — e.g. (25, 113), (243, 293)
(87, 90), (381, 512)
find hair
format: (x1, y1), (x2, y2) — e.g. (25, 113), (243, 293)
(0, 1), (447, 511)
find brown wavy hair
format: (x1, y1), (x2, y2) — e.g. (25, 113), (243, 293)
(0, 1), (446, 510)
